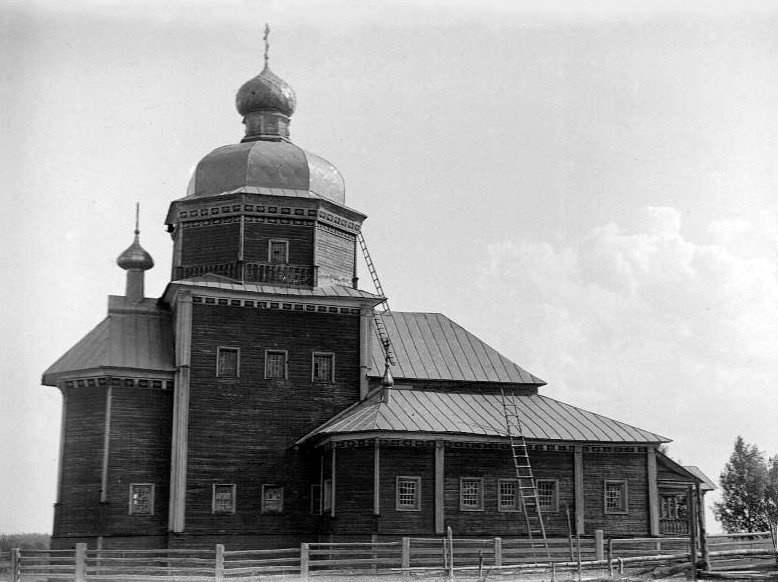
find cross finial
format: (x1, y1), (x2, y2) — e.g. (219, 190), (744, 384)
(134, 202), (140, 235)
(263, 23), (270, 66)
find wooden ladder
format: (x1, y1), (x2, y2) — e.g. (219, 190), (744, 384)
(357, 231), (395, 365)
(500, 386), (550, 561)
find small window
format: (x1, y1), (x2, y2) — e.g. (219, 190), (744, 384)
(265, 350), (288, 380)
(323, 479), (333, 512)
(498, 479), (520, 512)
(311, 484), (322, 515)
(605, 480), (628, 514)
(129, 483), (154, 516)
(396, 476), (421, 511)
(212, 484), (236, 514)
(268, 240), (289, 264)
(217, 347), (239, 378)
(312, 353), (335, 383)
(262, 485), (284, 514)
(537, 479), (559, 512)
(460, 478), (484, 511)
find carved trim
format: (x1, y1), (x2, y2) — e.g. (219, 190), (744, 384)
(62, 376), (174, 390)
(191, 294), (361, 315)
(177, 203), (361, 233)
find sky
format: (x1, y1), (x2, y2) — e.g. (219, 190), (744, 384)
(1, 0), (777, 534)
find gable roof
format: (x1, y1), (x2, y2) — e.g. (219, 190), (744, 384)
(42, 298), (174, 386)
(369, 312), (544, 385)
(299, 385), (669, 445)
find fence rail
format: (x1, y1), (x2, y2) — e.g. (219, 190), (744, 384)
(2, 532), (776, 581)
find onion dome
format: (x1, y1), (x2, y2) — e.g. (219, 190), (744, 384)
(186, 140), (346, 204)
(236, 64), (297, 119)
(117, 206), (154, 271)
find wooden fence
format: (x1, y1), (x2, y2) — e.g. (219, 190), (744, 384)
(1, 532), (775, 581)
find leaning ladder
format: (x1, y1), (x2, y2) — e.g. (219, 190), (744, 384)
(357, 232), (395, 365)
(500, 386), (550, 561)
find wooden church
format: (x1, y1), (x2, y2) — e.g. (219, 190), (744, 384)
(42, 39), (712, 551)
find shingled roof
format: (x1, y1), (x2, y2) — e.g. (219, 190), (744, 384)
(369, 312), (544, 385)
(299, 385), (669, 445)
(42, 297), (174, 386)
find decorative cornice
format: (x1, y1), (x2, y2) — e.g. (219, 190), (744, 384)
(62, 375), (174, 391)
(192, 294), (362, 315)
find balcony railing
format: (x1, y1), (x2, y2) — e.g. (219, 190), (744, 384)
(659, 518), (689, 535)
(176, 261), (317, 287)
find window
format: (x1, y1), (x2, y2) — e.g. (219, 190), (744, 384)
(212, 484), (236, 514)
(660, 494), (687, 519)
(498, 479), (520, 512)
(129, 483), (154, 516)
(312, 353), (335, 383)
(537, 479), (559, 512)
(604, 480), (628, 514)
(311, 484), (322, 515)
(268, 240), (289, 264)
(262, 485), (284, 514)
(459, 478), (484, 511)
(323, 479), (333, 512)
(396, 476), (421, 511)
(265, 350), (287, 380)
(217, 347), (239, 378)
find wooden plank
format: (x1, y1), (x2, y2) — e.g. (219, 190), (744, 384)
(435, 440), (444, 534)
(647, 448), (660, 536)
(374, 438), (380, 516)
(574, 446), (585, 535)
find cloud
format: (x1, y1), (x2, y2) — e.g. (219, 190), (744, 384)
(478, 206), (778, 522)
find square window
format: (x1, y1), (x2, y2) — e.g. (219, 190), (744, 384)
(537, 479), (559, 512)
(460, 478), (484, 511)
(323, 479), (332, 512)
(217, 347), (239, 378)
(311, 484), (322, 515)
(312, 353), (335, 383)
(498, 480), (520, 512)
(129, 484), (154, 516)
(262, 485), (284, 514)
(396, 477), (421, 511)
(605, 480), (628, 514)
(265, 350), (287, 380)
(212, 484), (236, 514)
(268, 240), (289, 264)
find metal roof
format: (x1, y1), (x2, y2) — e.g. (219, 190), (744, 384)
(300, 386), (669, 444)
(174, 275), (384, 300)
(370, 312), (544, 385)
(683, 465), (717, 491)
(42, 299), (174, 386)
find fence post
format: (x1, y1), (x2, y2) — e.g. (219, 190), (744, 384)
(214, 544), (224, 582)
(300, 543), (309, 582)
(401, 537), (410, 574)
(607, 538), (614, 578)
(493, 537), (502, 567)
(595, 530), (604, 561)
(11, 548), (20, 582)
(75, 543), (87, 582)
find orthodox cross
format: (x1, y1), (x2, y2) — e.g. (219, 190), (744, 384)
(134, 202), (140, 235)
(263, 23), (270, 66)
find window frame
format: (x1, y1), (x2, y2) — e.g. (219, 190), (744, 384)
(216, 346), (240, 378)
(311, 352), (336, 384)
(264, 349), (288, 380)
(604, 480), (629, 515)
(268, 239), (289, 264)
(323, 479), (333, 512)
(211, 483), (237, 515)
(128, 483), (155, 516)
(497, 479), (520, 513)
(459, 477), (484, 512)
(261, 484), (285, 515)
(395, 476), (422, 512)
(536, 479), (559, 513)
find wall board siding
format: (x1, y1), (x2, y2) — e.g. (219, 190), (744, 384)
(315, 226), (355, 286)
(181, 223), (240, 265)
(244, 222), (314, 266)
(185, 305), (361, 536)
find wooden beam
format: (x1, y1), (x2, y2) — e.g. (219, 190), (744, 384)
(169, 292), (193, 533)
(574, 446), (585, 535)
(331, 445), (337, 517)
(647, 447), (660, 536)
(55, 391), (67, 504)
(435, 441), (445, 534)
(359, 308), (373, 400)
(373, 439), (380, 515)
(99, 386), (113, 503)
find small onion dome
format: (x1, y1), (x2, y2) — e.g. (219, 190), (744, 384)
(381, 360), (394, 388)
(236, 64), (297, 118)
(117, 234), (154, 271)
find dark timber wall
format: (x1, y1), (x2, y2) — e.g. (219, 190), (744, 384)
(181, 223), (240, 266)
(244, 222), (313, 265)
(583, 452), (649, 536)
(184, 304), (362, 543)
(315, 225), (355, 286)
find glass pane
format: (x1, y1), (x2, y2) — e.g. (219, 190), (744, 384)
(130, 485), (152, 515)
(213, 485), (234, 513)
(269, 242), (287, 263)
(266, 352), (285, 379)
(499, 481), (517, 509)
(263, 486), (284, 513)
(313, 354), (333, 382)
(218, 349), (238, 377)
(397, 478), (418, 509)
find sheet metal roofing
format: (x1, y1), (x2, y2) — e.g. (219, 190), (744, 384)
(301, 386), (669, 444)
(683, 465), (717, 491)
(369, 312), (544, 385)
(174, 275), (383, 300)
(42, 299), (174, 386)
